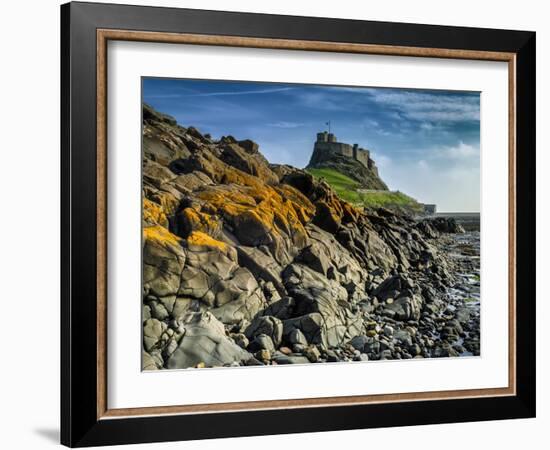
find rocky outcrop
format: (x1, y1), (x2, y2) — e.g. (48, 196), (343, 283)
(142, 104), (479, 369)
(307, 150), (388, 190)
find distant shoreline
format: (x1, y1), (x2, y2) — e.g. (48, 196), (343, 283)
(435, 212), (480, 231)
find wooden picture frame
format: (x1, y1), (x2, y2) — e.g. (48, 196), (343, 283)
(61, 1), (536, 447)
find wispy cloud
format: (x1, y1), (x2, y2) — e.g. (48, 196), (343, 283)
(267, 121), (304, 129)
(146, 86), (295, 99)
(364, 89), (480, 122)
(184, 87), (295, 97)
(363, 118), (391, 136)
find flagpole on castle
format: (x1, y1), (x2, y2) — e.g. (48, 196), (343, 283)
(326, 120), (331, 134)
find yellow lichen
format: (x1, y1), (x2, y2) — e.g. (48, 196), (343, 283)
(143, 225), (181, 247)
(194, 180), (316, 247)
(143, 198), (168, 227)
(179, 208), (221, 236)
(187, 231), (227, 251)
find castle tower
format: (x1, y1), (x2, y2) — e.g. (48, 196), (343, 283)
(327, 133), (337, 143)
(353, 143), (359, 160)
(316, 131), (328, 142)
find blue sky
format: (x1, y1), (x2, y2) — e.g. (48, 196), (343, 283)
(143, 78), (480, 212)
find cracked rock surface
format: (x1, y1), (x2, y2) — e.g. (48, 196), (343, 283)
(141, 104), (480, 370)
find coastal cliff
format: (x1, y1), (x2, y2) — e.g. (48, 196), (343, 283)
(142, 104), (479, 370)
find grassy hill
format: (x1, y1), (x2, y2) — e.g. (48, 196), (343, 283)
(307, 167), (423, 215)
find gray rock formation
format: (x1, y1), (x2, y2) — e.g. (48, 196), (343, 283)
(141, 104), (479, 369)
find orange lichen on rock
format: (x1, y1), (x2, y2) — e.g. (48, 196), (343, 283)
(195, 180), (312, 249)
(143, 225), (181, 247)
(178, 208), (221, 238)
(187, 152), (265, 192)
(143, 198), (169, 227)
(274, 184), (315, 223)
(187, 231), (228, 251)
(220, 166), (266, 191)
(341, 201), (361, 223)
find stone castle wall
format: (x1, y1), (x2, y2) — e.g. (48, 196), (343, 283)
(354, 148), (371, 168)
(315, 131), (375, 171)
(314, 141), (354, 158)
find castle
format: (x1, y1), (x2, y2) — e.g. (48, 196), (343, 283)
(310, 131), (379, 176)
(308, 131), (436, 215)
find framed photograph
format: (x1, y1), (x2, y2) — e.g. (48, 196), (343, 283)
(61, 1), (536, 447)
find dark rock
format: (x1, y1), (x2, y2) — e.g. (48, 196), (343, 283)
(288, 328), (308, 346)
(350, 335), (369, 352)
(248, 334), (276, 352)
(312, 201), (341, 233)
(237, 139), (259, 154)
(423, 217), (465, 234)
(245, 316), (283, 347)
(272, 354), (311, 365)
(262, 297), (295, 320)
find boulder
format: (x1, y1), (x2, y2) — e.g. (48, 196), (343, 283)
(282, 264), (364, 347)
(373, 274), (415, 301)
(272, 354), (311, 365)
(350, 335), (369, 352)
(245, 316), (283, 347)
(143, 318), (168, 352)
(142, 226), (186, 298)
(248, 334), (276, 352)
(166, 312), (253, 369)
(383, 295), (423, 321)
(288, 328), (308, 346)
(424, 217), (465, 234)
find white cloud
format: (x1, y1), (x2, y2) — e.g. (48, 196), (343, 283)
(434, 141), (479, 160)
(362, 118), (391, 136)
(420, 122), (435, 131)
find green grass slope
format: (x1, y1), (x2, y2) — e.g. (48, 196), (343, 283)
(307, 167), (423, 215)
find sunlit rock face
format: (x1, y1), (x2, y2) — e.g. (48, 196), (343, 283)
(141, 103), (475, 370)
